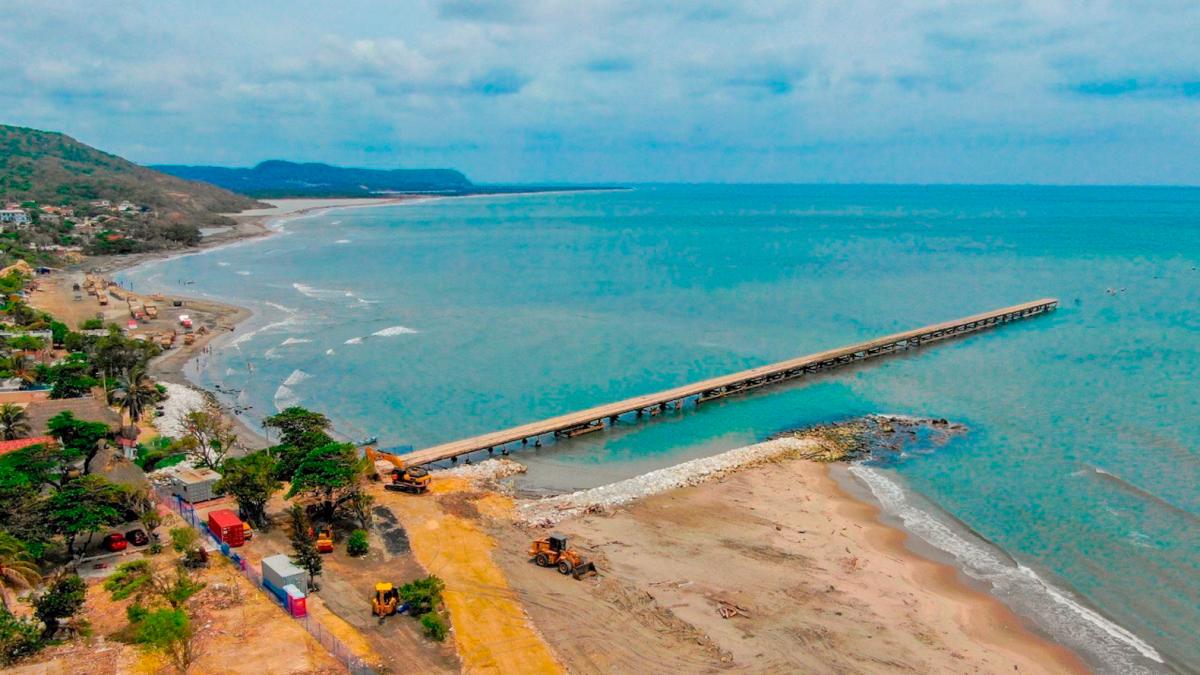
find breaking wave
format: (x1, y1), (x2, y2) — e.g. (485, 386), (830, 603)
(344, 337), (363, 345)
(849, 464), (1163, 672)
(335, 239), (352, 244)
(372, 325), (418, 337)
(280, 337), (312, 346)
(282, 369), (310, 387)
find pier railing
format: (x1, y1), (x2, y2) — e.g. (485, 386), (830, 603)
(398, 298), (1058, 467)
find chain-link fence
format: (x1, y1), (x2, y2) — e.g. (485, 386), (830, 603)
(153, 488), (376, 674)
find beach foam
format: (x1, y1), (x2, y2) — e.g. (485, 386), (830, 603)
(281, 337), (312, 346)
(283, 369), (311, 387)
(849, 464), (1163, 672)
(335, 239), (352, 244)
(344, 337), (363, 344)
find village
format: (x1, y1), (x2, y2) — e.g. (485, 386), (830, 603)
(1, 198), (170, 258)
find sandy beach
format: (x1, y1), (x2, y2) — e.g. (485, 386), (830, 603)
(481, 438), (1088, 673)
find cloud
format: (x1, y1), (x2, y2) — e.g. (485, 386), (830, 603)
(1, 0), (1199, 184)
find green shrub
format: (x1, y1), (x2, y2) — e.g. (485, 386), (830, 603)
(0, 608), (42, 665)
(419, 612), (448, 642)
(80, 318), (103, 330)
(397, 575), (444, 616)
(33, 574), (86, 639)
(346, 529), (369, 557)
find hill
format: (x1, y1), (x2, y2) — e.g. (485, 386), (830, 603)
(0, 124), (261, 254)
(154, 160), (474, 197)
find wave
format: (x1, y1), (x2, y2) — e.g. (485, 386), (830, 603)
(282, 369), (310, 387)
(325, 348), (335, 355)
(217, 262), (231, 267)
(372, 325), (418, 337)
(273, 384), (300, 411)
(848, 465), (1163, 671)
(1086, 465), (1199, 524)
(236, 270), (252, 276)
(357, 297), (379, 304)
(293, 282), (355, 301)
(344, 337), (363, 345)
(229, 315), (302, 348)
(280, 337), (312, 346)
(335, 239), (352, 244)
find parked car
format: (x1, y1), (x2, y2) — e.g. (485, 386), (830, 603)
(102, 532), (128, 552)
(125, 529), (149, 546)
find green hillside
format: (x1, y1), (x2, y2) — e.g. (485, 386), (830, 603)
(0, 124), (261, 253)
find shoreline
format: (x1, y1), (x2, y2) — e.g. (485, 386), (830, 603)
(94, 194), (1126, 669)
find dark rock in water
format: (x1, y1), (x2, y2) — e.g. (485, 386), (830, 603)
(771, 414), (968, 463)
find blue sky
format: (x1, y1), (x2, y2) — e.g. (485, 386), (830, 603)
(3, 0), (1199, 184)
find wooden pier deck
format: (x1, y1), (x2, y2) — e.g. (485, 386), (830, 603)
(397, 298), (1058, 467)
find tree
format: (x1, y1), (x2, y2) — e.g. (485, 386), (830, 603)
(285, 442), (367, 522)
(32, 574), (86, 639)
(176, 403), (237, 471)
(0, 356), (35, 385)
(111, 366), (158, 423)
(287, 505), (322, 592)
(46, 475), (126, 556)
(46, 357), (98, 399)
(135, 608), (198, 674)
(104, 560), (204, 611)
(0, 533), (40, 610)
(0, 470), (51, 555)
(213, 451), (280, 528)
(168, 527), (198, 555)
(263, 407), (331, 448)
(47, 411), (110, 475)
(347, 490), (374, 530)
(0, 405), (29, 440)
(140, 506), (162, 543)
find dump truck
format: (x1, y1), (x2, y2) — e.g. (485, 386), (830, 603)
(143, 304), (158, 319)
(97, 293), (108, 306)
(315, 527), (334, 554)
(529, 535), (597, 579)
(366, 446), (430, 494)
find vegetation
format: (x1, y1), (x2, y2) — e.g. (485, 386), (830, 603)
(135, 607), (197, 674)
(0, 533), (40, 610)
(111, 366), (158, 422)
(346, 529), (369, 557)
(285, 442), (368, 522)
(106, 560), (204, 673)
(0, 405), (29, 441)
(47, 412), (109, 475)
(46, 475), (127, 556)
(32, 574), (86, 639)
(212, 451), (280, 528)
(0, 608), (42, 665)
(0, 124), (260, 255)
(176, 403), (238, 471)
(397, 576), (448, 642)
(286, 505), (322, 592)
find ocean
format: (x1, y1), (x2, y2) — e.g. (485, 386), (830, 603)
(119, 185), (1199, 672)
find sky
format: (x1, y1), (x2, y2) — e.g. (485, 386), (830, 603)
(3, 0), (1199, 184)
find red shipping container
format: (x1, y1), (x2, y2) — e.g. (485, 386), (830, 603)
(207, 509), (245, 547)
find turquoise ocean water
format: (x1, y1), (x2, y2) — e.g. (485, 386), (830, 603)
(120, 186), (1198, 672)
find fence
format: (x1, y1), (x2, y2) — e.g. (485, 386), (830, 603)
(153, 487), (376, 675)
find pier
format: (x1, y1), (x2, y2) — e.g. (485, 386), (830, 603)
(397, 298), (1058, 467)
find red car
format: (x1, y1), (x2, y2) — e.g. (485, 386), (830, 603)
(102, 532), (128, 552)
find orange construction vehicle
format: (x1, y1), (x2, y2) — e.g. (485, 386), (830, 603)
(315, 527), (334, 554)
(372, 582), (401, 623)
(366, 447), (430, 494)
(529, 535), (597, 579)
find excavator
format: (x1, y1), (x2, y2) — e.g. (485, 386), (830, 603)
(529, 535), (597, 579)
(371, 582), (404, 623)
(365, 447), (431, 494)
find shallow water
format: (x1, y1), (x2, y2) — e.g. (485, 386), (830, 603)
(120, 185), (1199, 671)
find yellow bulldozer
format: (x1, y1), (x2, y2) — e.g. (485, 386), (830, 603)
(372, 582), (402, 623)
(529, 535), (597, 579)
(366, 447), (431, 494)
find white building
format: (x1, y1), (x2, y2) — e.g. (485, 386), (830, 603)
(0, 209), (30, 226)
(117, 201), (137, 212)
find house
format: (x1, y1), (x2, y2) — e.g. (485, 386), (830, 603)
(0, 436), (58, 458)
(22, 397), (123, 436)
(168, 467), (222, 503)
(117, 201), (137, 212)
(0, 209), (30, 226)
(89, 200), (112, 208)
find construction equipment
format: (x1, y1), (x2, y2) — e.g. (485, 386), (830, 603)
(529, 535), (597, 579)
(315, 527), (334, 554)
(143, 304), (158, 318)
(372, 582), (403, 623)
(366, 447), (431, 494)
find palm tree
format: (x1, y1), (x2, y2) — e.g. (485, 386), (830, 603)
(1, 355), (35, 385)
(0, 533), (40, 610)
(0, 404), (30, 440)
(112, 366), (159, 423)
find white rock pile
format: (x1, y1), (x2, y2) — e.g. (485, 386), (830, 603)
(517, 436), (818, 526)
(435, 458), (528, 482)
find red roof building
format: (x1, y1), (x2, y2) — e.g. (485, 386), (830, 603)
(0, 436), (57, 457)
